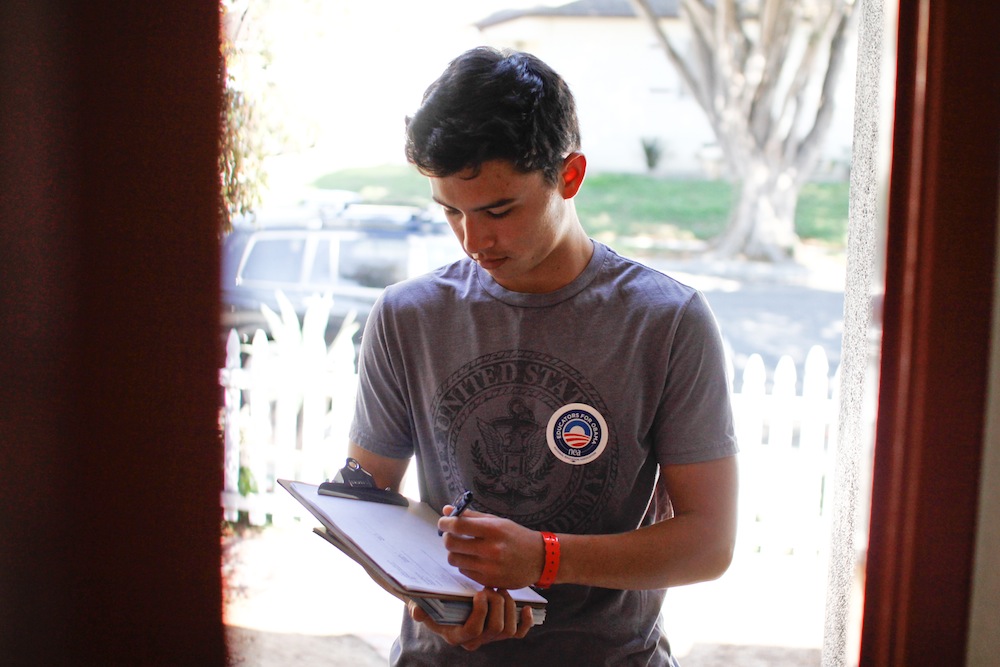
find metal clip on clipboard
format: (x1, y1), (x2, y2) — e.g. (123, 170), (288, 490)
(318, 457), (409, 507)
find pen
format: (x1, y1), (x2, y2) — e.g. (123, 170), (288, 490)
(438, 490), (473, 536)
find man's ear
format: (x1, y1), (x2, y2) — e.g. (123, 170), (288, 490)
(560, 152), (587, 199)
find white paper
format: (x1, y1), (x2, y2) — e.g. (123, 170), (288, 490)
(284, 480), (546, 605)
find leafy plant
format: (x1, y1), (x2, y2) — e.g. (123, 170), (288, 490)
(641, 137), (664, 172)
(218, 2), (267, 235)
(237, 465), (258, 497)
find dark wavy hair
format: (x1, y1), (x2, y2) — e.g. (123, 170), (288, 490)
(404, 47), (580, 185)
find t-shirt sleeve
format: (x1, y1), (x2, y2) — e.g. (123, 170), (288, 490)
(653, 290), (738, 465)
(348, 292), (415, 460)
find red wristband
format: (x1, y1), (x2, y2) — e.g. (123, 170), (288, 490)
(535, 531), (560, 589)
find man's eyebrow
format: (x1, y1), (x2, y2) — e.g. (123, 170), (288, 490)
(432, 196), (517, 212)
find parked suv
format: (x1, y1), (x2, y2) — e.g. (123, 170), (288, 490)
(220, 202), (461, 346)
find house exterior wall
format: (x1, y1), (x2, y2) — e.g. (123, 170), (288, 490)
(479, 15), (856, 179)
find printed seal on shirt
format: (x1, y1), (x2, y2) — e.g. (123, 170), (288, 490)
(430, 349), (619, 533)
(546, 403), (608, 465)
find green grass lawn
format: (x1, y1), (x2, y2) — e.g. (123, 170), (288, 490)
(313, 166), (849, 249)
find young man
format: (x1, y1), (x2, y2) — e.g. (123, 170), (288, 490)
(347, 47), (738, 665)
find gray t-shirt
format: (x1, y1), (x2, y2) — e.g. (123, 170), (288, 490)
(350, 241), (737, 666)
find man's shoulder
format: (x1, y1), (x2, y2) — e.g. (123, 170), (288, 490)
(597, 245), (700, 304)
(380, 257), (475, 306)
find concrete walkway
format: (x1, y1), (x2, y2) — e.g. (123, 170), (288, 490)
(224, 523), (838, 666)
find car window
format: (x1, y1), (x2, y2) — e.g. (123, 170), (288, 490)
(337, 236), (409, 287)
(239, 237), (306, 284)
(304, 235), (406, 288)
(309, 238), (335, 284)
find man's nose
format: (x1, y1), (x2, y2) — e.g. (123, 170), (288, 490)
(461, 215), (494, 256)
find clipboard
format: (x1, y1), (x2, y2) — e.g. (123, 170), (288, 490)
(278, 473), (547, 627)
(317, 457), (409, 507)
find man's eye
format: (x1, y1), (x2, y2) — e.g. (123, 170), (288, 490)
(486, 208), (512, 219)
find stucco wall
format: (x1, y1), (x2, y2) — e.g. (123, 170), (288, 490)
(480, 15), (856, 179)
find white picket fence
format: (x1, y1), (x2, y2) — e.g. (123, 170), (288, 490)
(732, 347), (840, 555)
(219, 300), (842, 556)
(219, 293), (362, 525)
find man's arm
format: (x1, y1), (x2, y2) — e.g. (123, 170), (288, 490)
(347, 442), (409, 493)
(347, 442), (535, 650)
(560, 455), (738, 588)
(439, 455), (739, 591)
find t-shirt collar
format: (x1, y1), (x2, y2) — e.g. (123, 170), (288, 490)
(478, 239), (607, 307)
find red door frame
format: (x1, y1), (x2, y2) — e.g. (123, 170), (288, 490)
(860, 2), (1000, 663)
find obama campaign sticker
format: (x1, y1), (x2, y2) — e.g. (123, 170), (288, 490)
(546, 403), (608, 465)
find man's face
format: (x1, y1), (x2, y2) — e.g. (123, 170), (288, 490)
(429, 159), (584, 294)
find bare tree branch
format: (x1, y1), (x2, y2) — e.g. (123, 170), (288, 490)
(629, 0), (710, 109)
(795, 3), (856, 174)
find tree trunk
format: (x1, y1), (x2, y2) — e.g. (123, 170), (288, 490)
(711, 160), (800, 261)
(630, 0), (857, 262)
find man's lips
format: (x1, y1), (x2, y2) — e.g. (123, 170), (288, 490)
(473, 255), (507, 270)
